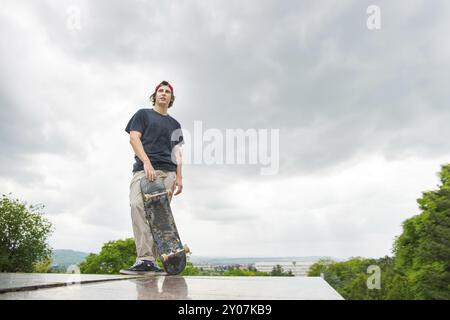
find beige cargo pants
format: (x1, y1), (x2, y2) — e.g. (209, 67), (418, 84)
(129, 169), (177, 262)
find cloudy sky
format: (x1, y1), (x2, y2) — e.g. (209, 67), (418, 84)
(1, 0), (449, 260)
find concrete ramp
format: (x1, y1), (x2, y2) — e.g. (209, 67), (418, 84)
(0, 273), (343, 300)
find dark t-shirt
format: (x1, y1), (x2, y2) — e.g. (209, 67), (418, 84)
(125, 108), (184, 172)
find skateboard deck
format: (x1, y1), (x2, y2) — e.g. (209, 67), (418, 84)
(140, 177), (189, 275)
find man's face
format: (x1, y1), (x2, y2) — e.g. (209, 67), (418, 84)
(155, 85), (172, 106)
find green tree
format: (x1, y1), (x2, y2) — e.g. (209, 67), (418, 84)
(180, 262), (201, 276)
(33, 257), (53, 273)
(393, 163), (450, 299)
(0, 194), (53, 272)
(223, 267), (268, 276)
(79, 238), (136, 274)
(270, 264), (294, 276)
(309, 257), (369, 298)
(307, 164), (450, 300)
(308, 256), (410, 300)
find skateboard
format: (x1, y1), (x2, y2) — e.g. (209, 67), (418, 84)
(140, 177), (190, 275)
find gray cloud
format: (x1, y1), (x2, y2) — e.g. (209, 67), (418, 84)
(1, 0), (449, 257)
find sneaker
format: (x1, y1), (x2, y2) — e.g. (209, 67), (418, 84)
(119, 260), (166, 275)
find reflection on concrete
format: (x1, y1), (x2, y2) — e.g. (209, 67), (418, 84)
(0, 273), (140, 293)
(133, 276), (190, 300)
(0, 275), (344, 300)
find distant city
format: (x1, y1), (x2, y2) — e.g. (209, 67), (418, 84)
(188, 256), (340, 276)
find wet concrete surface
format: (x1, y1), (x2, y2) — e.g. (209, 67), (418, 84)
(0, 274), (343, 300)
(0, 273), (141, 293)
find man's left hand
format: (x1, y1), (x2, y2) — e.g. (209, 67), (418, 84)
(174, 176), (183, 196)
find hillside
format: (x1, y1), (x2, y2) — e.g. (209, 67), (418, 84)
(52, 249), (89, 267)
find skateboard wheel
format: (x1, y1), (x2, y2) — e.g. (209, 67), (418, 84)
(183, 244), (191, 254)
(161, 254), (169, 262)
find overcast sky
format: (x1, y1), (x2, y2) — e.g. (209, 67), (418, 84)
(1, 0), (450, 260)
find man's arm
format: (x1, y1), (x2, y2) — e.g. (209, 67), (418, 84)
(129, 130), (156, 181)
(174, 144), (183, 195)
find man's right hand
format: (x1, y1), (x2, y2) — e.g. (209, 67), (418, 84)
(143, 160), (156, 182)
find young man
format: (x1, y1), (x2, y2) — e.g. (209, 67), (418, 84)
(121, 80), (184, 274)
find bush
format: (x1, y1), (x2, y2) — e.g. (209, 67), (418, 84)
(0, 194), (53, 272)
(79, 238), (136, 274)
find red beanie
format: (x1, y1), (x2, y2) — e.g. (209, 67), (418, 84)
(154, 81), (174, 95)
